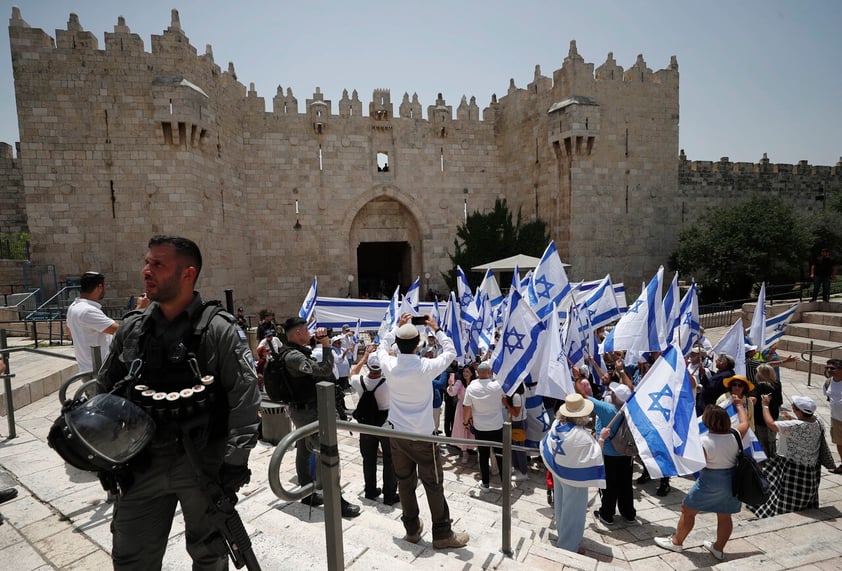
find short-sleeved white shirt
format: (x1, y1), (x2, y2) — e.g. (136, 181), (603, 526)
(463, 377), (505, 431)
(350, 373), (390, 414)
(66, 297), (116, 373)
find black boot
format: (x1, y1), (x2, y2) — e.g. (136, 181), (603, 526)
(341, 497), (361, 518)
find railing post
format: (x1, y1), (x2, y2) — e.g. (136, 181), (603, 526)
(1, 329), (16, 439)
(316, 381), (344, 571)
(501, 421), (513, 556)
(807, 340), (814, 387)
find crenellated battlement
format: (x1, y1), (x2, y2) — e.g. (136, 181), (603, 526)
(8, 9), (678, 129)
(679, 150), (842, 177)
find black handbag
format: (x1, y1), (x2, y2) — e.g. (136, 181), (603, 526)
(730, 429), (771, 505)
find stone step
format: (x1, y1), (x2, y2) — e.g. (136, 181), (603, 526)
(777, 335), (842, 360)
(800, 311), (842, 327)
(783, 322), (842, 345)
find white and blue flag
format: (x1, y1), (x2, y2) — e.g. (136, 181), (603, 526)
(399, 276), (421, 316)
(524, 383), (553, 448)
(673, 283), (701, 355)
(538, 303), (575, 400)
(377, 285), (401, 340)
(298, 276), (319, 334)
(602, 266), (666, 354)
(663, 272), (681, 341)
(562, 303), (589, 368)
(712, 320), (746, 376)
(478, 269), (504, 308)
(749, 282), (766, 349)
(491, 289), (546, 395)
(699, 397), (767, 461)
(528, 241), (572, 319)
(441, 292), (465, 361)
(582, 274), (620, 329)
(622, 345), (706, 478)
(763, 303), (799, 349)
(540, 421), (606, 488)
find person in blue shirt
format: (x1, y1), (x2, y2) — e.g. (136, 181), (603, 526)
(590, 381), (637, 525)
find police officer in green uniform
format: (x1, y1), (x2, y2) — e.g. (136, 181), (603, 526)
(98, 235), (260, 570)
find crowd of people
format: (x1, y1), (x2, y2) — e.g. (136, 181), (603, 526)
(251, 312), (841, 561)
(55, 252), (841, 569)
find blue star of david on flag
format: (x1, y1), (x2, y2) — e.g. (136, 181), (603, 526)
(503, 326), (526, 355)
(627, 298), (644, 314)
(532, 275), (554, 300)
(648, 384), (674, 421)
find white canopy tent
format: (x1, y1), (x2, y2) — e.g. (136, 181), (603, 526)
(471, 253), (571, 272)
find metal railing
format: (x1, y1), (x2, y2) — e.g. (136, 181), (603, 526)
(800, 340), (842, 388)
(267, 382), (529, 570)
(0, 329), (81, 437)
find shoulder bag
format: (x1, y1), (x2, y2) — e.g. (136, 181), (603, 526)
(730, 429), (771, 505)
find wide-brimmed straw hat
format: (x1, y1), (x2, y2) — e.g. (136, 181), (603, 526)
(558, 394), (594, 418)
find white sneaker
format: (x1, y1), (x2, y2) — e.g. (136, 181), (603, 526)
(703, 540), (725, 561)
(511, 471), (528, 482)
(653, 536), (682, 553)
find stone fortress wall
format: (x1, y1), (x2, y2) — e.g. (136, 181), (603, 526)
(4, 7), (841, 314)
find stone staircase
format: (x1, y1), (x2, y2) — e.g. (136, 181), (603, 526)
(763, 300), (842, 379)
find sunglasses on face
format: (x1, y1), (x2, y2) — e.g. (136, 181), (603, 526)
(730, 382), (745, 388)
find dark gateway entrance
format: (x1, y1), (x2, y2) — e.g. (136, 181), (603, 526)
(357, 241), (411, 299)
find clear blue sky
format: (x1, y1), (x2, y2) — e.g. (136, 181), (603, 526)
(2, 0), (840, 165)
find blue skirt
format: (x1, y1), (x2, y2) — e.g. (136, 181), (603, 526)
(683, 467), (742, 514)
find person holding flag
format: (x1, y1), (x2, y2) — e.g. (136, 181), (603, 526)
(654, 397), (750, 561)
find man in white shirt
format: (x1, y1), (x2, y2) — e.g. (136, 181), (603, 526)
(823, 358), (842, 473)
(66, 271), (118, 373)
(376, 313), (469, 550)
(462, 362), (505, 490)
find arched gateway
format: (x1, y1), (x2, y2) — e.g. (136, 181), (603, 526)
(348, 193), (424, 299)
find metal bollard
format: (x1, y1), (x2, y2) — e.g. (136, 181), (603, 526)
(316, 381), (344, 571)
(1, 329), (16, 439)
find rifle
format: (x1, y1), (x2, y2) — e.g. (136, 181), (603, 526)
(181, 419), (261, 570)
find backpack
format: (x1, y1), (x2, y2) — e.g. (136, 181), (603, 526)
(609, 416), (639, 456)
(352, 377), (388, 426)
(263, 344), (299, 404)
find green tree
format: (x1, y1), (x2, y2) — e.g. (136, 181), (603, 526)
(670, 196), (811, 302)
(443, 198), (550, 291)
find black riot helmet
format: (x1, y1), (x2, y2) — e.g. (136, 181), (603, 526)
(48, 393), (156, 472)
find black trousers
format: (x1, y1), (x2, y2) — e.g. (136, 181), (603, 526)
(359, 432), (397, 497)
(443, 394), (457, 437)
(473, 427), (503, 486)
(599, 454), (636, 520)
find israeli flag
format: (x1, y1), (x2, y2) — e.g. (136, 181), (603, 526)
(478, 269), (504, 308)
(602, 266), (666, 354)
(298, 276), (319, 334)
(524, 383), (553, 448)
(441, 292), (464, 361)
(663, 272), (681, 343)
(712, 320), (746, 376)
(764, 303), (799, 349)
(749, 282), (766, 349)
(399, 276), (421, 316)
(673, 283), (701, 356)
(581, 274), (620, 329)
(377, 285), (401, 340)
(699, 397), (767, 461)
(537, 303), (575, 400)
(491, 289), (546, 395)
(540, 421), (606, 488)
(527, 241), (572, 320)
(456, 265), (479, 331)
(473, 290), (494, 353)
(622, 345), (706, 478)
(432, 295), (443, 324)
(562, 303), (588, 368)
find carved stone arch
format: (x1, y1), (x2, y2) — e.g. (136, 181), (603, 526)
(343, 185), (430, 297)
